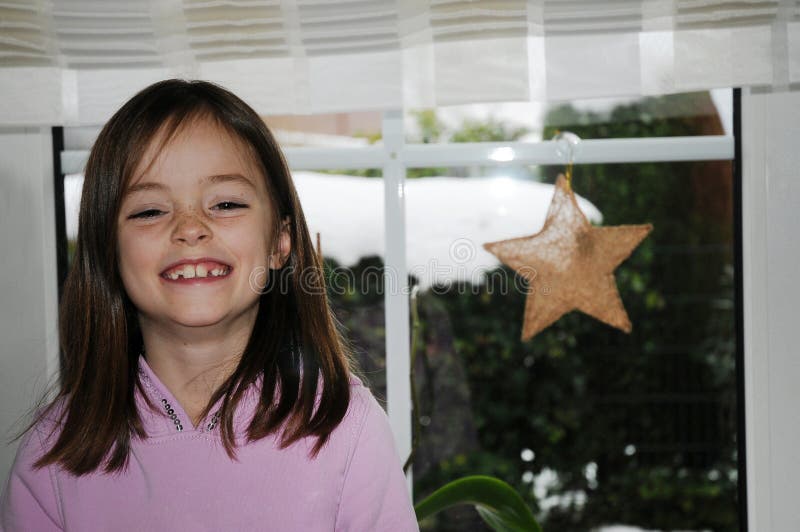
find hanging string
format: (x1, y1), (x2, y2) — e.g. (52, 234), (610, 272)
(552, 130), (581, 189)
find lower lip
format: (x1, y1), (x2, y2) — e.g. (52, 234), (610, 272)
(160, 269), (233, 285)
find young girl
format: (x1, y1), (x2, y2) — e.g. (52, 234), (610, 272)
(0, 79), (419, 531)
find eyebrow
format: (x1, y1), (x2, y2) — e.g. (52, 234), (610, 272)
(123, 173), (256, 197)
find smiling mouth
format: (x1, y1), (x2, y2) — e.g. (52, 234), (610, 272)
(161, 262), (232, 281)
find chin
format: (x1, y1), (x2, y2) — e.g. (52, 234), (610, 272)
(183, 316), (231, 328)
(171, 303), (259, 329)
(165, 308), (230, 328)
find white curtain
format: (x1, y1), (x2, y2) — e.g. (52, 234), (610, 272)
(1, 0), (798, 125)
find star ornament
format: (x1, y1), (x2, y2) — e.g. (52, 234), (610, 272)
(483, 174), (653, 341)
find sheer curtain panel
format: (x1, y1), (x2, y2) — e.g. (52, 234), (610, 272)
(1, 0), (798, 125)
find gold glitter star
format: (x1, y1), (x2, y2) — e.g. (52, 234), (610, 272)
(483, 174), (653, 341)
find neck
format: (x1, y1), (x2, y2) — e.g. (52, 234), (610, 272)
(138, 312), (255, 427)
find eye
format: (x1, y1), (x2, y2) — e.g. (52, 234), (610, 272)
(213, 201), (248, 211)
(129, 208), (165, 219)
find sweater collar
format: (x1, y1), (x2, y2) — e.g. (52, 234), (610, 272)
(135, 354), (261, 438)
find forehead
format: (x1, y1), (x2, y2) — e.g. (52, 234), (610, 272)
(130, 115), (264, 187)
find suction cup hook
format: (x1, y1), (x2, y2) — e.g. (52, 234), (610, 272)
(552, 130), (582, 187)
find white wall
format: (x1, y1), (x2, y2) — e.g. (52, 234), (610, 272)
(742, 89), (800, 532)
(0, 127), (60, 483)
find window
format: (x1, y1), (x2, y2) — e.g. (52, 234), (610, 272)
(57, 90), (740, 531)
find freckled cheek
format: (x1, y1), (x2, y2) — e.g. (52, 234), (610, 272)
(219, 225), (270, 266)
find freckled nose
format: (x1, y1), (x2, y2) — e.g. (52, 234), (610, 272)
(171, 211), (211, 245)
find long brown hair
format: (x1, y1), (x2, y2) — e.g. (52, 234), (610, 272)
(29, 79), (360, 475)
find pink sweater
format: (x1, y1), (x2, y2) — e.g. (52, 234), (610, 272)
(0, 356), (420, 531)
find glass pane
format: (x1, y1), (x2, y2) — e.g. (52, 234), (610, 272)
(303, 170), (387, 401)
(406, 156), (737, 531)
(64, 173), (82, 268)
(256, 114), (389, 394)
(264, 111), (382, 147)
(404, 89), (733, 144)
(400, 90), (737, 530)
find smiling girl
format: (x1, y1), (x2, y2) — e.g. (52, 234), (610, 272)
(0, 80), (419, 531)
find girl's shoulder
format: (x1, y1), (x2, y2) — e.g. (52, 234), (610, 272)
(338, 372), (393, 445)
(346, 372), (366, 389)
(342, 372), (374, 418)
(6, 397), (71, 485)
(331, 373), (418, 530)
(1, 407), (67, 531)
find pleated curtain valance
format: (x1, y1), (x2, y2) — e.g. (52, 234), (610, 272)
(1, 0), (798, 125)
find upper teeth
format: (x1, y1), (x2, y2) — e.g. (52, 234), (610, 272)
(165, 264), (229, 280)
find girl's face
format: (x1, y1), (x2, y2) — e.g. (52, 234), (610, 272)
(117, 117), (277, 333)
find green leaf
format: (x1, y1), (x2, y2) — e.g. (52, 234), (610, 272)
(414, 475), (542, 532)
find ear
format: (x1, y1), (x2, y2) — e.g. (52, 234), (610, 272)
(268, 216), (292, 270)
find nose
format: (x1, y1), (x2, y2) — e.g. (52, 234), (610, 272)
(171, 209), (211, 246)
